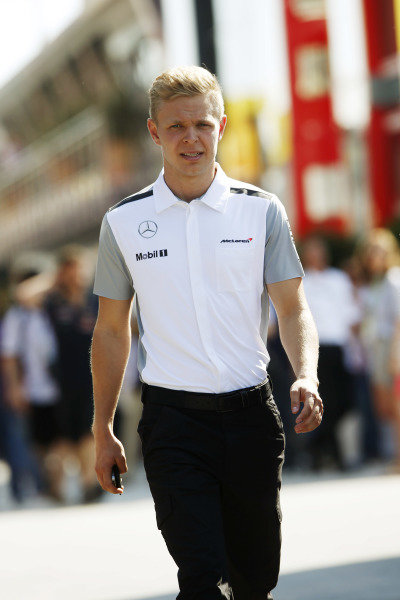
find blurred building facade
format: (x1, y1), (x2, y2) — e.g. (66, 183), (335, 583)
(363, 0), (400, 228)
(284, 0), (400, 236)
(0, 0), (400, 268)
(284, 0), (345, 235)
(0, 0), (163, 265)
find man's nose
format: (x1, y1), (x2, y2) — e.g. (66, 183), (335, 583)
(183, 127), (198, 143)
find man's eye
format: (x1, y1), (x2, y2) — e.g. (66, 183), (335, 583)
(199, 123), (210, 127)
(171, 124), (181, 129)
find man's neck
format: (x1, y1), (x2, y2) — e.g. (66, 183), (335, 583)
(163, 164), (217, 202)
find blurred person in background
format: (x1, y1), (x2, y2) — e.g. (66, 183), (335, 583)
(301, 236), (359, 470)
(0, 262), (53, 502)
(358, 229), (400, 470)
(18, 245), (100, 502)
(393, 320), (400, 468)
(43, 245), (100, 502)
(342, 255), (380, 465)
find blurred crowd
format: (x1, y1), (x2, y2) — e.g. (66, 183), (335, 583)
(0, 245), (142, 506)
(0, 228), (399, 507)
(270, 228), (400, 474)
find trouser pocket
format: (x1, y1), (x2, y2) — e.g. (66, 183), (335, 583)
(264, 396), (285, 435)
(136, 403), (165, 451)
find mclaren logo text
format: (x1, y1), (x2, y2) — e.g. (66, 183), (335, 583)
(136, 249), (168, 261)
(220, 238), (253, 243)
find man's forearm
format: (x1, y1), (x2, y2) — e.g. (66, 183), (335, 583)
(0, 356), (27, 409)
(1, 356), (21, 392)
(90, 325), (131, 434)
(277, 306), (319, 385)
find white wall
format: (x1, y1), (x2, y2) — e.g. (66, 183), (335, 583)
(326, 0), (370, 129)
(160, 0), (199, 68)
(213, 0), (290, 111)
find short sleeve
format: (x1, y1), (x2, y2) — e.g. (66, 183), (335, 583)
(93, 214), (134, 300)
(0, 307), (24, 357)
(264, 195), (304, 284)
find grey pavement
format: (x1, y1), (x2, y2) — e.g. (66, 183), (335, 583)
(0, 464), (399, 600)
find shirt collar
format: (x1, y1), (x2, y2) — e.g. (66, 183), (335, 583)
(154, 163), (231, 214)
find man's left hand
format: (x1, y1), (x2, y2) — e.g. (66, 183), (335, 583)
(290, 378), (323, 434)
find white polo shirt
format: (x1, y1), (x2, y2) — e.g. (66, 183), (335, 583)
(94, 164), (304, 393)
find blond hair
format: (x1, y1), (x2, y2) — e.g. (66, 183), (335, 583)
(359, 228), (400, 271)
(148, 66), (224, 121)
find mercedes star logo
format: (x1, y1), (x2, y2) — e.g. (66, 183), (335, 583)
(138, 220), (158, 238)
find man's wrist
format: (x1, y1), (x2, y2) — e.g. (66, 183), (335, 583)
(296, 374), (319, 388)
(92, 420), (114, 439)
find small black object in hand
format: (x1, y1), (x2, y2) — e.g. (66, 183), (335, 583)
(111, 464), (122, 488)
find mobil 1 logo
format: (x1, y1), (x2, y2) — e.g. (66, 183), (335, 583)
(136, 249), (168, 261)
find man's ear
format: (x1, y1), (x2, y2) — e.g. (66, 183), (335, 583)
(218, 115), (227, 141)
(147, 118), (161, 146)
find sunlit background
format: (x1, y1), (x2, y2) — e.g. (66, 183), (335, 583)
(0, 0), (399, 270)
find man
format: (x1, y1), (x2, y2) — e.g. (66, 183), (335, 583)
(43, 245), (100, 502)
(0, 265), (47, 502)
(301, 235), (358, 470)
(91, 66), (323, 600)
(17, 246), (101, 501)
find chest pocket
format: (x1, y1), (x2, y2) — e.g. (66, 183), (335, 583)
(216, 244), (256, 292)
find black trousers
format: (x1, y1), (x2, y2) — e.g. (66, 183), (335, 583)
(138, 383), (285, 600)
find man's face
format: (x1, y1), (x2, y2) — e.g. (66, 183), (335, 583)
(58, 259), (85, 289)
(302, 239), (328, 270)
(364, 243), (388, 275)
(147, 94), (226, 182)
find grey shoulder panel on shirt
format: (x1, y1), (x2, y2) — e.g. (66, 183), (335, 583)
(264, 194), (304, 284)
(108, 188), (154, 212)
(93, 214), (134, 300)
(230, 186), (272, 200)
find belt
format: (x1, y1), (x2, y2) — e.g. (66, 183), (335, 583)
(142, 377), (273, 412)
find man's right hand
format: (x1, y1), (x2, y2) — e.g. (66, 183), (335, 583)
(93, 427), (128, 495)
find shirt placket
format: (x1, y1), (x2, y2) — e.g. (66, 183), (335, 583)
(185, 201), (224, 391)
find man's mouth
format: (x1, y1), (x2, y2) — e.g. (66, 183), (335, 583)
(181, 152), (203, 158)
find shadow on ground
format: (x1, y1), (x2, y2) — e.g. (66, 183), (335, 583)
(127, 556), (400, 600)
